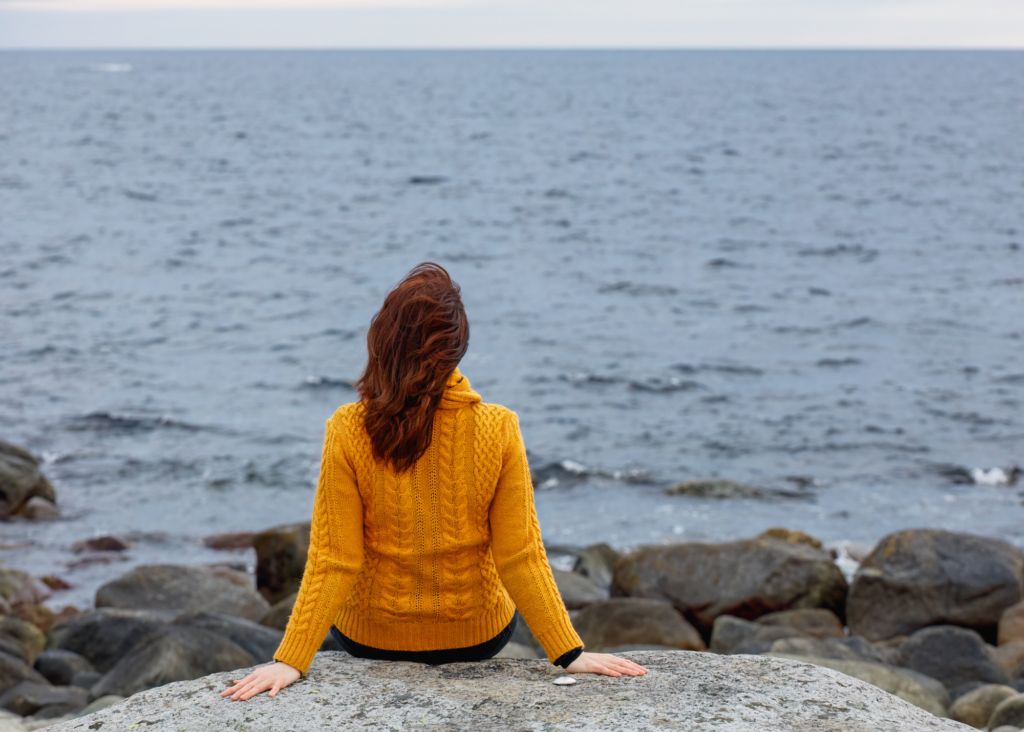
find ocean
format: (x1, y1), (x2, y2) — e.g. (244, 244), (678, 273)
(1, 50), (1022, 608)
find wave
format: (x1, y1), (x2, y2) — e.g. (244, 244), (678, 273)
(67, 412), (203, 433)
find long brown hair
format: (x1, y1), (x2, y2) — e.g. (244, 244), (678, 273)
(356, 263), (470, 472)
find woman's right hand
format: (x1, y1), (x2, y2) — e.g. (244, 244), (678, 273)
(565, 652), (648, 677)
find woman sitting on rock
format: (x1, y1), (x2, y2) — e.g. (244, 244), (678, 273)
(223, 263), (647, 701)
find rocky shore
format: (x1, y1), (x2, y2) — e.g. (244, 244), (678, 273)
(6, 440), (1024, 730)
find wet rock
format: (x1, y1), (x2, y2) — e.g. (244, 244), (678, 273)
(31, 652), (93, 688)
(847, 529), (1024, 643)
(0, 619), (45, 666)
(44, 652), (972, 732)
(766, 653), (950, 717)
(89, 625), (256, 698)
(754, 607), (844, 639)
(46, 609), (174, 673)
(1000, 601), (1024, 645)
(989, 695), (1024, 730)
(202, 532), (256, 550)
(572, 598), (706, 652)
(994, 640), (1024, 676)
(897, 625), (1009, 689)
(0, 440), (55, 520)
(96, 565), (269, 622)
(253, 523), (310, 605)
(571, 543), (620, 590)
(611, 536), (847, 635)
(664, 479), (762, 499)
(709, 615), (806, 654)
(0, 653), (48, 696)
(70, 537), (128, 554)
(0, 571), (50, 610)
(769, 636), (887, 664)
(948, 684), (1018, 728)
(258, 592), (295, 631)
(0, 682), (87, 717)
(16, 498), (58, 521)
(551, 569), (607, 609)
(757, 527), (823, 549)
(173, 612), (282, 663)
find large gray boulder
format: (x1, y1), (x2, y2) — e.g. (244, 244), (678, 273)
(0, 440), (56, 519)
(96, 565), (270, 622)
(709, 615), (807, 654)
(173, 612), (283, 663)
(254, 523), (310, 605)
(847, 530), (1024, 643)
(611, 537), (847, 635)
(572, 598), (706, 652)
(551, 569), (608, 609)
(89, 625), (256, 698)
(766, 653), (951, 718)
(896, 626), (1009, 690)
(46, 652), (970, 732)
(46, 609), (174, 673)
(572, 543), (621, 589)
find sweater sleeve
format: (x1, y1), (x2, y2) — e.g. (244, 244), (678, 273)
(489, 410), (583, 664)
(274, 421), (365, 673)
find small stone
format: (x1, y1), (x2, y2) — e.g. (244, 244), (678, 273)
(71, 536), (129, 553)
(553, 676), (576, 685)
(16, 497), (58, 521)
(203, 532), (256, 550)
(38, 577), (71, 591)
(990, 695), (1024, 730)
(949, 684), (1018, 728)
(665, 479), (762, 499)
(758, 528), (823, 549)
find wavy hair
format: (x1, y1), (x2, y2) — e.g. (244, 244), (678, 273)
(356, 263), (470, 472)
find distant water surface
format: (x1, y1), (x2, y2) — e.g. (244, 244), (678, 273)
(1, 51), (1022, 608)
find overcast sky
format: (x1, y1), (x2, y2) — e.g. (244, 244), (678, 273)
(1, 0), (1022, 49)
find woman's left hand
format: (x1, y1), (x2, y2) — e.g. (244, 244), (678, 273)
(221, 661), (302, 701)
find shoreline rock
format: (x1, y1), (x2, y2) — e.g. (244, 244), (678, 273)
(45, 652), (972, 732)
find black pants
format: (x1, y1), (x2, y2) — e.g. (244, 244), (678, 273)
(330, 614), (517, 665)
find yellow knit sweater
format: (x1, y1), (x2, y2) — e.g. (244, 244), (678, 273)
(273, 368), (583, 673)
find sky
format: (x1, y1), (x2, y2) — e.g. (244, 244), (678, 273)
(0, 0), (1022, 49)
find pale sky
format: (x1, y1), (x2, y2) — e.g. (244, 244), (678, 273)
(0, 0), (1022, 49)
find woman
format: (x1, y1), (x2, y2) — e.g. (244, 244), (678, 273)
(223, 263), (647, 701)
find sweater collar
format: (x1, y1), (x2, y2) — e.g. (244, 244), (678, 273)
(438, 367), (482, 409)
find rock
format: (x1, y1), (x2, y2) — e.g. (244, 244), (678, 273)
(40, 652), (971, 732)
(995, 641), (1024, 676)
(12, 605), (63, 636)
(0, 653), (49, 696)
(70, 537), (128, 554)
(847, 529), (1024, 643)
(0, 720), (24, 732)
(95, 565), (269, 622)
(897, 625), (1009, 689)
(571, 543), (620, 590)
(0, 642), (24, 665)
(37, 579), (70, 593)
(0, 441), (55, 520)
(203, 532), (256, 550)
(492, 642), (539, 659)
(89, 625), (256, 698)
(991, 726), (1021, 732)
(551, 569), (607, 610)
(572, 598), (706, 652)
(758, 528), (823, 549)
(31, 652), (94, 688)
(509, 610), (541, 653)
(258, 592), (295, 631)
(709, 615), (806, 654)
(665, 479), (763, 499)
(1001, 602), (1024, 645)
(768, 636), (887, 664)
(69, 672), (100, 691)
(46, 609), (173, 673)
(173, 612), (282, 663)
(754, 607), (844, 639)
(205, 566), (253, 589)
(0, 571), (50, 610)
(948, 684), (1018, 728)
(0, 682), (86, 717)
(989, 695), (1024, 730)
(16, 498), (58, 521)
(766, 653), (951, 717)
(253, 523), (310, 605)
(611, 536), (847, 636)
(0, 620), (45, 667)
(74, 695), (123, 717)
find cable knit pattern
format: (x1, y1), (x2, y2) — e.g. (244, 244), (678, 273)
(273, 368), (582, 673)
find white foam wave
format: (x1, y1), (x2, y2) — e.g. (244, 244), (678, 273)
(91, 64), (133, 73)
